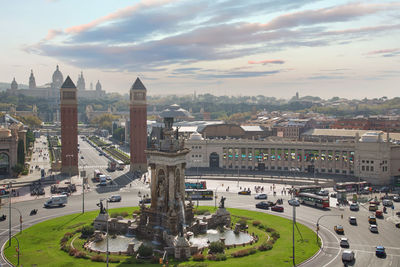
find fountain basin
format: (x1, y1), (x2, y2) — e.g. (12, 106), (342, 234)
(88, 235), (153, 253)
(189, 229), (253, 248)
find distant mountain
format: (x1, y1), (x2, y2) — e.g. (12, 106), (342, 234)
(0, 82), (28, 91)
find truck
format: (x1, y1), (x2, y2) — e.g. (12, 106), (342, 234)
(107, 161), (117, 172)
(94, 169), (103, 182)
(44, 195), (68, 208)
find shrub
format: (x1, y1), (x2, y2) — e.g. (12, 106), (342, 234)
(91, 255), (105, 262)
(252, 220), (261, 226)
(265, 227), (275, 232)
(237, 219), (247, 228)
(231, 249), (250, 258)
(68, 248), (77, 256)
(110, 211), (130, 218)
(193, 253), (205, 261)
(60, 236), (69, 245)
(215, 253), (227, 261)
(207, 254), (216, 261)
(81, 225), (95, 238)
(249, 248), (257, 255)
(74, 251), (87, 259)
(209, 241), (224, 254)
(60, 244), (70, 252)
(194, 209), (209, 215)
(258, 242), (273, 251)
(271, 232), (280, 240)
(138, 244), (153, 257)
(64, 232), (74, 238)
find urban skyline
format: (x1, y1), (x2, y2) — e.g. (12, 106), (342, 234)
(1, 0), (400, 98)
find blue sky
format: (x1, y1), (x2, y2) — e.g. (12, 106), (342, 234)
(1, 0), (400, 98)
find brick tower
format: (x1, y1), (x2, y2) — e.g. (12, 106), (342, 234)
(130, 77), (147, 173)
(60, 76), (78, 175)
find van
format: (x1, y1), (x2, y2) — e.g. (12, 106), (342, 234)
(44, 195), (68, 208)
(342, 250), (354, 262)
(99, 175), (107, 186)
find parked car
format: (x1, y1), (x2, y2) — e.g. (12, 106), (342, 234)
(369, 200), (380, 205)
(348, 216), (357, 225)
(382, 199), (393, 207)
(393, 196), (400, 202)
(340, 237), (349, 248)
(342, 250), (355, 262)
(369, 216), (377, 224)
(256, 201), (271, 210)
(271, 205), (284, 212)
(255, 193), (267, 199)
(238, 190), (251, 195)
(370, 224), (378, 233)
(350, 203), (359, 211)
(375, 210), (383, 218)
(369, 204), (378, 211)
(108, 195), (121, 202)
(139, 198), (151, 204)
(376, 246), (386, 257)
(334, 225), (344, 234)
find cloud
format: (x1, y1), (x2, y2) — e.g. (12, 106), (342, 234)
(29, 1), (400, 74)
(366, 48), (400, 57)
(248, 60), (285, 65)
(308, 75), (346, 80)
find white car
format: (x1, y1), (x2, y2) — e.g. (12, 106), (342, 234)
(288, 198), (300, 206)
(108, 195), (121, 202)
(342, 250), (354, 262)
(255, 193), (267, 199)
(340, 237), (349, 248)
(370, 225), (378, 233)
(350, 203), (359, 211)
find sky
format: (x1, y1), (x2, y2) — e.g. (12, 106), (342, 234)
(1, 0), (400, 99)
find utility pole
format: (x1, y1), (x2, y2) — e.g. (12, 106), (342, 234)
(292, 204), (296, 266)
(8, 181), (11, 247)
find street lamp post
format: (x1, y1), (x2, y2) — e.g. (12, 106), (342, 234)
(81, 163), (87, 214)
(214, 186), (219, 208)
(316, 214), (343, 246)
(106, 199), (109, 267)
(8, 181), (11, 246)
(292, 204), (296, 266)
(237, 166), (240, 187)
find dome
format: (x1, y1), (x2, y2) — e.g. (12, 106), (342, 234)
(0, 127), (11, 138)
(52, 65), (64, 88)
(189, 131), (203, 141)
(11, 78), (18, 90)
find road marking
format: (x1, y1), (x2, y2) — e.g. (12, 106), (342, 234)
(321, 224), (341, 267)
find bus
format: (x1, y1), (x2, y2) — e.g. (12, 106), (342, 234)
(94, 169), (103, 182)
(293, 185), (322, 196)
(185, 189), (213, 200)
(333, 182), (371, 192)
(298, 192), (330, 208)
(107, 161), (117, 172)
(185, 181), (207, 190)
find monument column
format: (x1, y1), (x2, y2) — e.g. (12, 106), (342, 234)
(60, 76), (78, 175)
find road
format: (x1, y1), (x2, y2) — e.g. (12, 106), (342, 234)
(0, 136), (399, 266)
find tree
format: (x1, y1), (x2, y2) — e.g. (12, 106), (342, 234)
(90, 114), (120, 131)
(17, 115), (42, 128)
(112, 127), (125, 142)
(17, 140), (25, 165)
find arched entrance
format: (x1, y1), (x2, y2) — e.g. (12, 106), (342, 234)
(209, 152), (219, 168)
(0, 153), (10, 174)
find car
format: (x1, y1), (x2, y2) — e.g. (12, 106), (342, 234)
(108, 195), (121, 202)
(342, 250), (355, 262)
(106, 175), (112, 181)
(350, 203), (359, 211)
(80, 156), (84, 159)
(255, 193), (267, 199)
(238, 190), (251, 195)
(340, 237), (349, 248)
(368, 216), (377, 224)
(382, 199), (393, 207)
(271, 205), (284, 212)
(369, 204), (378, 211)
(369, 200), (380, 205)
(334, 225), (344, 234)
(376, 246), (386, 257)
(139, 198), (151, 204)
(99, 153), (102, 156)
(317, 190), (329, 196)
(393, 196), (400, 202)
(348, 216), (357, 225)
(288, 198), (300, 206)
(256, 201), (271, 210)
(396, 222), (400, 228)
(370, 224), (378, 233)
(375, 210), (383, 218)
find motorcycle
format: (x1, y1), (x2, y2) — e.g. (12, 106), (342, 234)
(30, 209), (38, 216)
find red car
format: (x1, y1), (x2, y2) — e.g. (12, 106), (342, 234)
(369, 200), (380, 205)
(271, 205), (284, 212)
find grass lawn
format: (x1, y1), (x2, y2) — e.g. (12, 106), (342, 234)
(4, 206), (319, 267)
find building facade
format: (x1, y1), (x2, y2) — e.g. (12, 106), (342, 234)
(129, 78), (147, 173)
(185, 132), (400, 185)
(60, 76), (78, 175)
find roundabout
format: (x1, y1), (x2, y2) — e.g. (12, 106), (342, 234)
(3, 206), (319, 267)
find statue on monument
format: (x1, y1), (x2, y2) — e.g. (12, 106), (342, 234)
(97, 200), (106, 214)
(219, 196), (226, 209)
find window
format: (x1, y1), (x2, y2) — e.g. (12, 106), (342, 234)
(371, 166), (374, 171)
(366, 166), (369, 171)
(362, 166), (365, 171)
